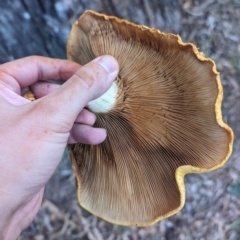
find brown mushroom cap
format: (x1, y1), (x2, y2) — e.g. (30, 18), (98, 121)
(67, 10), (234, 226)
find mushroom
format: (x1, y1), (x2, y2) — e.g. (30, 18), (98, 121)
(26, 10), (234, 226)
(66, 10), (234, 226)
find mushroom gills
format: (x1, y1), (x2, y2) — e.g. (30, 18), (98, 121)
(66, 10), (234, 227)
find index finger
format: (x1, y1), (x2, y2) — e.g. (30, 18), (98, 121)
(0, 56), (81, 91)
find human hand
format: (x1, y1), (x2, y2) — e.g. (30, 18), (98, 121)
(0, 55), (119, 239)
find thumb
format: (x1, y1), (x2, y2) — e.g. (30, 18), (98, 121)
(38, 55), (119, 127)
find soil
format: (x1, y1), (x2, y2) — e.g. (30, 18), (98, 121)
(0, 0), (239, 239)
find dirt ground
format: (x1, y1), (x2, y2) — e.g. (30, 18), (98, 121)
(0, 0), (240, 239)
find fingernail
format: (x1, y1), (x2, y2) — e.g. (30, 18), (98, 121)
(95, 55), (119, 73)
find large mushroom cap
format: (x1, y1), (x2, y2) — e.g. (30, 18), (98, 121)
(67, 10), (234, 226)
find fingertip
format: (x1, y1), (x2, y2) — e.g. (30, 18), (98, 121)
(31, 82), (60, 98)
(68, 124), (107, 145)
(94, 55), (119, 74)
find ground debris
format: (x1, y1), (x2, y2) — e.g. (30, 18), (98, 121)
(1, 0), (238, 239)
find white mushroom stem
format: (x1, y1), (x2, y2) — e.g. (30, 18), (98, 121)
(87, 81), (118, 113)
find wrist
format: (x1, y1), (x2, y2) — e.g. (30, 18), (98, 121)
(0, 189), (44, 240)
(0, 216), (22, 240)
(0, 197), (22, 240)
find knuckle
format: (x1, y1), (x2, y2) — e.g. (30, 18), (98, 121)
(73, 63), (107, 89)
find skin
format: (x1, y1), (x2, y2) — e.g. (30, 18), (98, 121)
(0, 55), (119, 240)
